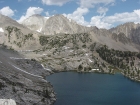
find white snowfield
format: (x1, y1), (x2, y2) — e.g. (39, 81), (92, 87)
(0, 28), (4, 32)
(17, 50), (33, 52)
(41, 64), (51, 71)
(63, 46), (70, 49)
(85, 53), (88, 56)
(0, 99), (16, 105)
(11, 64), (48, 83)
(11, 64), (43, 78)
(10, 57), (29, 60)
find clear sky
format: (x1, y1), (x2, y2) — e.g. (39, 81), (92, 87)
(0, 0), (140, 29)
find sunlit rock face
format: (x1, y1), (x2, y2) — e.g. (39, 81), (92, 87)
(22, 14), (92, 35)
(21, 14), (48, 33)
(0, 99), (16, 105)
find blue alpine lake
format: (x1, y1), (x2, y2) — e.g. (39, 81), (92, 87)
(47, 72), (140, 105)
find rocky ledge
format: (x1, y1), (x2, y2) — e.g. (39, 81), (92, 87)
(0, 99), (16, 105)
(0, 46), (56, 105)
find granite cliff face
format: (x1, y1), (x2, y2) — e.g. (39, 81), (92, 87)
(21, 14), (48, 33)
(110, 22), (140, 45)
(22, 14), (92, 35)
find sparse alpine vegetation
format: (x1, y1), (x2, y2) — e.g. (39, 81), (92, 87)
(5, 26), (35, 48)
(96, 45), (140, 81)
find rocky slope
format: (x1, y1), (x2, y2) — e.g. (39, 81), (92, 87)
(0, 14), (139, 72)
(0, 14), (33, 34)
(110, 22), (140, 45)
(21, 14), (140, 51)
(0, 45), (56, 105)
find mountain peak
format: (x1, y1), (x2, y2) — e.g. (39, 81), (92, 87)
(30, 14), (43, 17)
(22, 14), (48, 32)
(53, 14), (64, 17)
(49, 14), (67, 20)
(21, 14), (90, 35)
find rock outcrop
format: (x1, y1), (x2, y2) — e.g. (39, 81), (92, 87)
(22, 14), (92, 35)
(0, 99), (16, 105)
(110, 22), (140, 45)
(0, 46), (56, 105)
(21, 14), (48, 33)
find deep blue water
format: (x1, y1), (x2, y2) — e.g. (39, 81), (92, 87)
(46, 72), (140, 105)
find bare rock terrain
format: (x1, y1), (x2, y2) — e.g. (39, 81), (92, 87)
(0, 46), (56, 105)
(1, 13), (140, 105)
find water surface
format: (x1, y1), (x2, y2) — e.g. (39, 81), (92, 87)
(47, 72), (140, 105)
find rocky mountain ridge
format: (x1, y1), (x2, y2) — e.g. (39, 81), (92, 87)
(0, 14), (139, 72)
(21, 14), (140, 50)
(1, 13), (140, 104)
(21, 14), (48, 33)
(21, 14), (93, 35)
(110, 22), (140, 44)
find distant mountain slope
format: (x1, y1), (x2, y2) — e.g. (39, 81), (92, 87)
(0, 14), (42, 50)
(0, 13), (139, 52)
(21, 14), (48, 33)
(22, 14), (92, 35)
(110, 22), (140, 44)
(42, 14), (92, 35)
(89, 28), (139, 52)
(0, 13), (138, 52)
(0, 14), (30, 33)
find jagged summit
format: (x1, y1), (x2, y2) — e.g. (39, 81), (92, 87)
(110, 22), (140, 35)
(21, 14), (91, 35)
(21, 14), (48, 32)
(29, 14), (43, 17)
(110, 22), (140, 44)
(0, 13), (139, 52)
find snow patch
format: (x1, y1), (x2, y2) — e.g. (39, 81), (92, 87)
(0, 61), (2, 63)
(63, 46), (70, 49)
(10, 57), (29, 60)
(69, 19), (71, 22)
(11, 64), (43, 78)
(70, 50), (73, 52)
(0, 28), (4, 32)
(88, 58), (93, 62)
(41, 64), (51, 71)
(92, 69), (99, 71)
(45, 17), (49, 19)
(85, 53), (88, 56)
(37, 27), (42, 32)
(18, 50), (33, 52)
